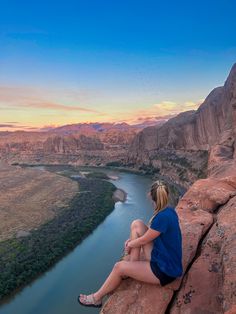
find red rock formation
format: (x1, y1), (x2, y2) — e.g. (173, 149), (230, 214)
(0, 123), (140, 165)
(43, 134), (104, 153)
(130, 64), (236, 153)
(171, 183), (236, 314)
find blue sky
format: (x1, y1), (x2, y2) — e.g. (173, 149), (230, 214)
(0, 0), (236, 129)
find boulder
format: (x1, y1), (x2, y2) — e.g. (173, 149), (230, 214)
(170, 195), (236, 314)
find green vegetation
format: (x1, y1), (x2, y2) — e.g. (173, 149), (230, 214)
(106, 161), (123, 167)
(138, 164), (160, 175)
(0, 177), (116, 300)
(85, 171), (109, 180)
(149, 149), (208, 181)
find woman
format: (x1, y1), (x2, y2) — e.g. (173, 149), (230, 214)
(78, 180), (183, 307)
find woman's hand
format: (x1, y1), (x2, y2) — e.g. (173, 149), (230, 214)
(124, 238), (131, 254)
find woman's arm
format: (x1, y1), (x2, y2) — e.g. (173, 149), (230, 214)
(127, 228), (161, 248)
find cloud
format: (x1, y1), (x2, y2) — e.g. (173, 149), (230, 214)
(0, 86), (103, 114)
(153, 100), (202, 114)
(23, 101), (100, 113)
(111, 99), (203, 124)
(3, 121), (21, 124)
(135, 114), (177, 122)
(0, 124), (16, 128)
(0, 123), (33, 129)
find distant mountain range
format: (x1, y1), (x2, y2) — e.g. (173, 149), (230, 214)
(38, 119), (169, 133)
(0, 119), (167, 166)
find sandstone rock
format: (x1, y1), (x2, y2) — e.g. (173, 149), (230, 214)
(101, 278), (173, 314)
(0, 123), (139, 166)
(177, 176), (236, 213)
(170, 195), (236, 314)
(225, 305), (236, 314)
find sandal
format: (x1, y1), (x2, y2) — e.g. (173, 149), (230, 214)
(78, 293), (102, 308)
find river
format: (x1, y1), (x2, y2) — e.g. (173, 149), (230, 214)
(0, 169), (154, 314)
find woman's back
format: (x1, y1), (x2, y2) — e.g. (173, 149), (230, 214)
(150, 205), (183, 278)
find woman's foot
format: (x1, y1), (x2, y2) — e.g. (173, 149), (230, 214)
(78, 293), (102, 308)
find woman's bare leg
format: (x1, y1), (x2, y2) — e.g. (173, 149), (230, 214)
(129, 220), (142, 261)
(129, 219), (153, 262)
(86, 260), (160, 302)
(79, 219), (155, 304)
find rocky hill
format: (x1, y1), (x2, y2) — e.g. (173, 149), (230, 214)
(100, 64), (236, 314)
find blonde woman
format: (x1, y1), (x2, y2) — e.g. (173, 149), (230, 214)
(78, 180), (183, 307)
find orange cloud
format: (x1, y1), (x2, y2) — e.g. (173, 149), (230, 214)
(0, 86), (103, 114)
(108, 99), (203, 124)
(23, 101), (100, 113)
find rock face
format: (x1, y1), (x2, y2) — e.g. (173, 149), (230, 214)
(43, 134), (104, 153)
(0, 123), (140, 166)
(171, 195), (236, 314)
(0, 122), (169, 167)
(100, 64), (236, 314)
(128, 64), (236, 188)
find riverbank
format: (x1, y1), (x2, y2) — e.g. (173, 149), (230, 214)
(19, 162), (185, 207)
(0, 176), (117, 302)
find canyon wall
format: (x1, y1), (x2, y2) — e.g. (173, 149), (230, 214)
(100, 64), (236, 314)
(0, 124), (139, 166)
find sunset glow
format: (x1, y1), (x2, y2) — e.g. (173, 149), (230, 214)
(1, 1), (235, 131)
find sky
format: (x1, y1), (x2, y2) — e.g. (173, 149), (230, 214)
(0, 0), (236, 131)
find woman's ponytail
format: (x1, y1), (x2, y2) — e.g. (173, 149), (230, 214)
(148, 180), (169, 226)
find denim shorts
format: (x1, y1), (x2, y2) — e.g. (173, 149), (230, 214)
(150, 261), (176, 286)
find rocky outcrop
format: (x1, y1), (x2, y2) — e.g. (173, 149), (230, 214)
(171, 195), (236, 314)
(100, 64), (236, 313)
(43, 134), (104, 153)
(112, 188), (127, 202)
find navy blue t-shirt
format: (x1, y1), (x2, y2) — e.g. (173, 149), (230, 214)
(150, 206), (183, 277)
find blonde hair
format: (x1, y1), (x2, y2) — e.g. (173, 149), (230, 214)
(147, 180), (169, 226)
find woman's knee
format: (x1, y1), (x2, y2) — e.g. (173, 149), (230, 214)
(113, 261), (125, 275)
(131, 219), (144, 230)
